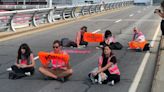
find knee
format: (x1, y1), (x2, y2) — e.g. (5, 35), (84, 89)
(39, 66), (45, 72)
(68, 69), (73, 75)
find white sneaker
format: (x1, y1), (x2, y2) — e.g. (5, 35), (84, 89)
(25, 72), (31, 76)
(108, 80), (114, 86)
(6, 67), (12, 72)
(98, 74), (102, 84)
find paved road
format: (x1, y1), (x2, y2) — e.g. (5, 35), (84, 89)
(0, 6), (161, 92)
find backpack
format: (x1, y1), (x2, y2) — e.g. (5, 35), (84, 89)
(61, 38), (71, 47)
(143, 43), (150, 51)
(110, 42), (123, 50)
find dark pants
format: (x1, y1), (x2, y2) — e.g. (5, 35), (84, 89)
(100, 41), (107, 46)
(161, 20), (164, 35)
(80, 41), (88, 46)
(11, 65), (34, 75)
(94, 72), (120, 84)
(69, 41), (88, 47)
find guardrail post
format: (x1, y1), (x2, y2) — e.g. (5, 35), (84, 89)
(62, 8), (66, 20)
(32, 11), (38, 27)
(10, 13), (16, 32)
(47, 9), (53, 23)
(89, 5), (93, 14)
(81, 6), (85, 16)
(71, 7), (76, 18)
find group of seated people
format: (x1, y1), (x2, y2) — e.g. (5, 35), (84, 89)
(7, 26), (149, 86)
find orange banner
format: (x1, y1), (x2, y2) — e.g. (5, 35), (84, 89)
(38, 51), (69, 65)
(83, 32), (104, 42)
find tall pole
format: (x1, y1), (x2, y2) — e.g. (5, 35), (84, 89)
(49, 0), (52, 8)
(150, 0), (153, 5)
(23, 0), (26, 5)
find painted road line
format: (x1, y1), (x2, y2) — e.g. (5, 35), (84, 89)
(150, 24), (160, 47)
(115, 19), (122, 23)
(34, 56), (39, 60)
(128, 24), (160, 92)
(92, 29), (101, 33)
(129, 14), (134, 17)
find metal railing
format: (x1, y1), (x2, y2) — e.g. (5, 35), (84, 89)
(0, 1), (133, 32)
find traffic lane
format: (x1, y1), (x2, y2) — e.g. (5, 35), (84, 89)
(84, 6), (154, 33)
(0, 6), (147, 70)
(0, 6), (160, 91)
(0, 6), (154, 57)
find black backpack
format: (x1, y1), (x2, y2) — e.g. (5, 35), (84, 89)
(61, 38), (71, 47)
(143, 43), (150, 51)
(110, 42), (123, 50)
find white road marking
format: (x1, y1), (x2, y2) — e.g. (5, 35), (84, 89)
(34, 56), (39, 60)
(150, 24), (160, 47)
(129, 14), (134, 17)
(115, 19), (122, 23)
(92, 29), (101, 33)
(128, 24), (160, 92)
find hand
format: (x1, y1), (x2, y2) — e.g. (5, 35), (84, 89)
(154, 9), (161, 13)
(20, 64), (28, 68)
(16, 64), (21, 68)
(100, 73), (106, 80)
(92, 72), (98, 76)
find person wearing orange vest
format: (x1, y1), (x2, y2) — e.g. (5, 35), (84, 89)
(128, 27), (147, 50)
(75, 26), (88, 48)
(89, 45), (120, 85)
(39, 40), (73, 82)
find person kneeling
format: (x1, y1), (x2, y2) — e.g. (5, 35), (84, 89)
(39, 40), (73, 82)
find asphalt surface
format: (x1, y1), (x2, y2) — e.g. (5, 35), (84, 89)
(0, 6), (161, 92)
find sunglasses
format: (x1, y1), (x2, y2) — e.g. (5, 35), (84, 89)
(53, 46), (59, 49)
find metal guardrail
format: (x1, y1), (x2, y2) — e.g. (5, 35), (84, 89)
(0, 1), (133, 32)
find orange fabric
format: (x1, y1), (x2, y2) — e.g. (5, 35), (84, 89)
(128, 41), (147, 49)
(38, 51), (69, 66)
(83, 32), (104, 42)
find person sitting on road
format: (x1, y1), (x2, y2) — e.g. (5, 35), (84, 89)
(88, 45), (120, 85)
(75, 26), (88, 48)
(8, 43), (35, 79)
(99, 30), (115, 47)
(128, 27), (147, 51)
(39, 40), (73, 82)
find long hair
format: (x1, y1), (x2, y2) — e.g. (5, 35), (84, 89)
(102, 45), (113, 58)
(17, 43), (32, 62)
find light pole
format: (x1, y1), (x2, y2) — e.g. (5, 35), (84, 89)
(48, 0), (52, 8)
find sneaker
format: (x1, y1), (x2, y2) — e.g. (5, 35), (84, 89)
(98, 74), (102, 84)
(6, 67), (12, 72)
(108, 80), (114, 86)
(99, 45), (103, 48)
(25, 72), (31, 76)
